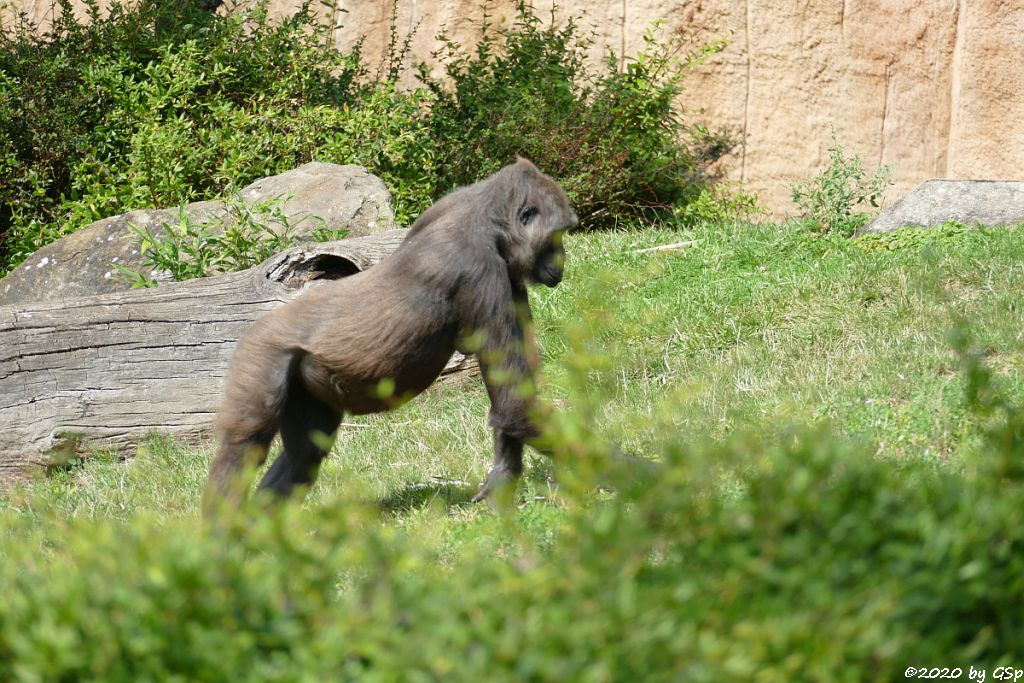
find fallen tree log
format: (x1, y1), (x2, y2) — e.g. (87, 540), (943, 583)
(0, 229), (478, 486)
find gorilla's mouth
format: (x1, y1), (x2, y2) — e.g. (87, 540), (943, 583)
(535, 264), (563, 288)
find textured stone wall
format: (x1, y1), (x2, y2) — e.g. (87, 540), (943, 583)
(8, 0), (1024, 214)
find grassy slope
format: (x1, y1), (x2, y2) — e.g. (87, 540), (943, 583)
(4, 219), (1022, 538)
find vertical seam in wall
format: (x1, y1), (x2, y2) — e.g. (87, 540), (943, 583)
(741, 0), (752, 181)
(879, 62), (891, 170)
(404, 0), (414, 88)
(840, 0), (847, 42)
(328, 0), (344, 53)
(946, 0), (965, 178)
(621, 0), (627, 71)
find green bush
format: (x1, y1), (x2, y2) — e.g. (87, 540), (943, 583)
(420, 5), (736, 227)
(673, 182), (763, 225)
(790, 127), (892, 235)
(0, 0), (436, 274)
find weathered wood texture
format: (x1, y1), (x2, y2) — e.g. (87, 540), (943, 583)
(0, 229), (477, 485)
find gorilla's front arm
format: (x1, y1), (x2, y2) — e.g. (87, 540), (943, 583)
(459, 267), (540, 502)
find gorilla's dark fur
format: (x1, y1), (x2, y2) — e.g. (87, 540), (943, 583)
(204, 158), (577, 513)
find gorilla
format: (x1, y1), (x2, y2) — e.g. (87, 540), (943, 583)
(204, 158), (577, 514)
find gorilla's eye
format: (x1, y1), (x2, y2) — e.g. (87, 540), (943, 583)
(519, 206), (539, 225)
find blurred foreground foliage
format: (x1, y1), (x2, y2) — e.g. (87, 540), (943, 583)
(0, 325), (1022, 680)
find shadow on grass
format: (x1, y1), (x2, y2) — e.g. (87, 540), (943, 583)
(377, 480), (477, 515)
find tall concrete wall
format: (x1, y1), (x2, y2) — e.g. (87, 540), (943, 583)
(8, 0), (1023, 214)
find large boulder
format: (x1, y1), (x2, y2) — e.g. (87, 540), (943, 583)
(0, 163), (395, 306)
(861, 179), (1024, 233)
(237, 162), (394, 233)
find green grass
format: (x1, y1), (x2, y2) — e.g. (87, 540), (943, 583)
(562, 220), (1024, 463)
(4, 219), (1024, 678)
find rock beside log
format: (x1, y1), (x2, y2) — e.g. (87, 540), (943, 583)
(861, 179), (1024, 233)
(0, 163), (395, 306)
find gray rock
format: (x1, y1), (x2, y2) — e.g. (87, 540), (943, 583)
(238, 162), (394, 235)
(861, 179), (1024, 233)
(0, 163), (395, 306)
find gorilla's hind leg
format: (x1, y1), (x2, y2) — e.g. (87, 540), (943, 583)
(257, 380), (341, 500)
(204, 343), (297, 516)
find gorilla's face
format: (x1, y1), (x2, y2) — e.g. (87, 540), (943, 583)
(531, 228), (566, 288)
